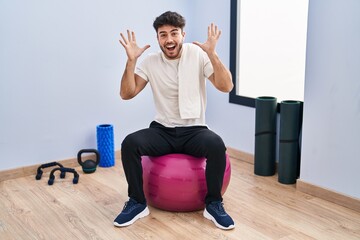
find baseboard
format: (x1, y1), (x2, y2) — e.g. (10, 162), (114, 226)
(226, 146), (254, 164)
(296, 179), (360, 213)
(0, 150), (121, 182)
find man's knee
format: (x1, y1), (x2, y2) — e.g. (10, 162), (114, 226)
(121, 134), (131, 151)
(210, 133), (226, 147)
(201, 132), (226, 155)
(121, 133), (141, 155)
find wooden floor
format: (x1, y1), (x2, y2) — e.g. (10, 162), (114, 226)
(1, 157), (360, 240)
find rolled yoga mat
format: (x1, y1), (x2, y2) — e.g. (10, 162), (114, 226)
(254, 96), (278, 176)
(96, 124), (115, 167)
(278, 101), (303, 184)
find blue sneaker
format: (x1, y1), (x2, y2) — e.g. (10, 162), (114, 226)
(113, 198), (150, 227)
(203, 201), (235, 230)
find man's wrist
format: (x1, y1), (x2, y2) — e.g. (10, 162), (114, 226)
(207, 51), (218, 59)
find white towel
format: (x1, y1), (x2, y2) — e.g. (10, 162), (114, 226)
(178, 44), (202, 119)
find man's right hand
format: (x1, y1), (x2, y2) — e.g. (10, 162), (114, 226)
(119, 30), (150, 61)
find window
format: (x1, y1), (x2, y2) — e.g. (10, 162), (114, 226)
(229, 0), (309, 107)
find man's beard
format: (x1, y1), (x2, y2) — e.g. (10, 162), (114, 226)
(160, 42), (183, 59)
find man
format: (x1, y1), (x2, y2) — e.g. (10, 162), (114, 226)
(114, 11), (235, 230)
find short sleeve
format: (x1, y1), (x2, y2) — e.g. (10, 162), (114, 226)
(201, 50), (214, 79)
(135, 58), (150, 82)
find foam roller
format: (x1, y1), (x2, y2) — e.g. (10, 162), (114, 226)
(96, 124), (115, 167)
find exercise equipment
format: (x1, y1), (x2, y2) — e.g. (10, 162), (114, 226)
(142, 153), (231, 212)
(96, 124), (115, 167)
(48, 167), (79, 185)
(35, 162), (65, 180)
(254, 96), (278, 176)
(77, 149), (100, 173)
(278, 100), (303, 184)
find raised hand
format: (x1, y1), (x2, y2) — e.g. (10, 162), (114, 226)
(119, 30), (150, 61)
(193, 23), (221, 55)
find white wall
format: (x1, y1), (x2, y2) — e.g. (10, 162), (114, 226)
(0, 0), (190, 170)
(1, 0), (253, 173)
(300, 0), (360, 198)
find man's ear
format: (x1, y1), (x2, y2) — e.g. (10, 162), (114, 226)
(182, 31), (186, 38)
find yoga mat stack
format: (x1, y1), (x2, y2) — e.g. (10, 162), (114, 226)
(254, 96), (278, 176)
(96, 124), (115, 167)
(278, 101), (303, 184)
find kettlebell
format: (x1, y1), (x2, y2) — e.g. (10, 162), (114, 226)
(77, 149), (100, 173)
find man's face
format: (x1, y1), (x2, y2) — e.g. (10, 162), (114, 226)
(157, 25), (185, 59)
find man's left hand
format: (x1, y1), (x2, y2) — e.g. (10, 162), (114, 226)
(193, 23), (221, 55)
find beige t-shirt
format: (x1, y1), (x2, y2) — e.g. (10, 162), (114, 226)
(135, 43), (213, 127)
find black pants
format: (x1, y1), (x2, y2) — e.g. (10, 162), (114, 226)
(121, 121), (227, 205)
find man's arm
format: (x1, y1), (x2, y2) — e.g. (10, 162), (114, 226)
(207, 52), (233, 93)
(120, 59), (147, 100)
(193, 23), (233, 93)
(119, 30), (150, 100)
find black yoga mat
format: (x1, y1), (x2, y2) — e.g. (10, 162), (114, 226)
(278, 100), (303, 184)
(254, 96), (278, 176)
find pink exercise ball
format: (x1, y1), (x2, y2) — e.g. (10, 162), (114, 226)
(142, 153), (231, 212)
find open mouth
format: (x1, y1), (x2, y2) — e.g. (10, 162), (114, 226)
(166, 44), (176, 51)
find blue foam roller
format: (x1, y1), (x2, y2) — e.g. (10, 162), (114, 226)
(96, 124), (115, 167)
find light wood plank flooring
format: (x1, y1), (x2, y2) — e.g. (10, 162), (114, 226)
(1, 157), (359, 240)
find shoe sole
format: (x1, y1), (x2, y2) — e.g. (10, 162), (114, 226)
(113, 206), (150, 227)
(203, 208), (235, 230)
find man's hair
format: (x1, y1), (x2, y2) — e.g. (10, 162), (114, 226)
(153, 11), (186, 32)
